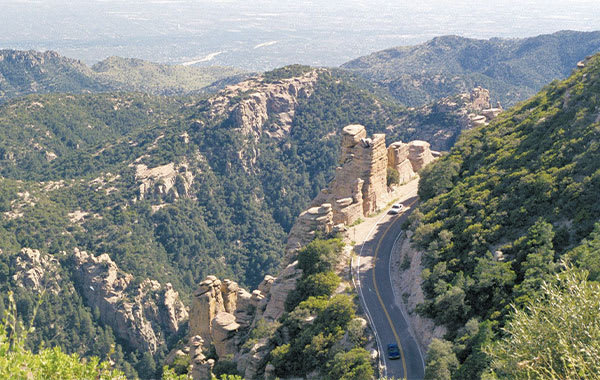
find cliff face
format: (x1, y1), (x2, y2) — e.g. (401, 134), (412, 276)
(11, 248), (63, 295)
(312, 124), (435, 226)
(72, 248), (188, 354)
(312, 125), (389, 225)
(205, 70), (320, 140)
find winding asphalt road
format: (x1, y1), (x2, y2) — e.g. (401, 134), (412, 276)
(355, 197), (425, 380)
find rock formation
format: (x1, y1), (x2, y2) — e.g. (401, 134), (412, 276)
(465, 87), (503, 127)
(134, 161), (195, 201)
(72, 248), (188, 354)
(184, 267), (302, 379)
(407, 140), (435, 172)
(286, 203), (333, 254)
(188, 275), (268, 362)
(205, 70), (320, 140)
(11, 248), (62, 294)
(312, 125), (389, 225)
(387, 142), (415, 184)
(188, 335), (215, 380)
(309, 124), (436, 227)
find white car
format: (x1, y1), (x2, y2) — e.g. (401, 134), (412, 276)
(388, 203), (404, 214)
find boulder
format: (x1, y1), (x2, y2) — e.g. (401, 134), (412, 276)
(407, 141), (435, 172)
(211, 312), (240, 359)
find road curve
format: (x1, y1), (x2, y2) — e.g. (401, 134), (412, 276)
(355, 197), (425, 380)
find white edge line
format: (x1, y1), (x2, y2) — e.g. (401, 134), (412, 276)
(352, 211), (390, 379)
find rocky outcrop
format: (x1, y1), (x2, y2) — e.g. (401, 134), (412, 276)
(211, 312), (241, 358)
(286, 203), (333, 254)
(407, 140), (435, 172)
(465, 87), (503, 128)
(261, 262), (302, 322)
(387, 142), (415, 183)
(189, 336), (215, 380)
(205, 70), (320, 139)
(11, 248), (62, 294)
(189, 276), (226, 344)
(134, 162), (195, 201)
(188, 275), (265, 361)
(312, 125), (389, 225)
(388, 87), (502, 151)
(72, 248), (188, 354)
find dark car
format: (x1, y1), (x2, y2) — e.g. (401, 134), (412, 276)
(387, 343), (401, 360)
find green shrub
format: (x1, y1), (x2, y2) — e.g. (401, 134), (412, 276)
(297, 238), (344, 275)
(387, 167), (400, 186)
(327, 348), (374, 380)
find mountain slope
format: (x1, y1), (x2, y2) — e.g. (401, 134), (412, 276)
(0, 65), (471, 378)
(91, 56), (247, 96)
(411, 53), (600, 379)
(0, 50), (112, 100)
(342, 30), (600, 107)
(0, 49), (246, 103)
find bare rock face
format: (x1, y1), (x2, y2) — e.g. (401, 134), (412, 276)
(12, 248), (62, 294)
(206, 70), (320, 140)
(237, 340), (272, 380)
(134, 161), (195, 201)
(261, 261), (302, 322)
(469, 87), (491, 111)
(189, 335), (215, 380)
(312, 124), (389, 225)
(189, 276), (226, 344)
(407, 140), (435, 172)
(211, 312), (240, 359)
(286, 203), (333, 254)
(72, 248), (187, 354)
(387, 142), (416, 184)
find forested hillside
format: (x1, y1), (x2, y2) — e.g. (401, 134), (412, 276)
(0, 64), (477, 378)
(343, 30), (600, 107)
(412, 53), (600, 379)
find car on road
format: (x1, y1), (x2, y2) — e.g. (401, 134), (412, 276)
(387, 343), (401, 360)
(388, 203), (404, 214)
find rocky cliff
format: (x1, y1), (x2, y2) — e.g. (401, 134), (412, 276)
(388, 87), (503, 150)
(312, 124), (435, 226)
(72, 248), (188, 354)
(204, 70), (320, 140)
(312, 125), (389, 225)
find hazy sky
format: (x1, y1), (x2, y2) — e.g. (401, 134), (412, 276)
(1, 0), (599, 69)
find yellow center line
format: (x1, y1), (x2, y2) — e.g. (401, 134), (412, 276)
(372, 199), (418, 380)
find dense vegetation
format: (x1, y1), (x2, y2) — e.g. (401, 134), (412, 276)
(342, 30), (600, 107)
(0, 65), (445, 377)
(5, 45), (591, 377)
(485, 265), (600, 379)
(269, 239), (373, 380)
(412, 53), (600, 378)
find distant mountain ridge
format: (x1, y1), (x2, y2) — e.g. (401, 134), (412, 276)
(342, 30), (600, 107)
(0, 49), (247, 103)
